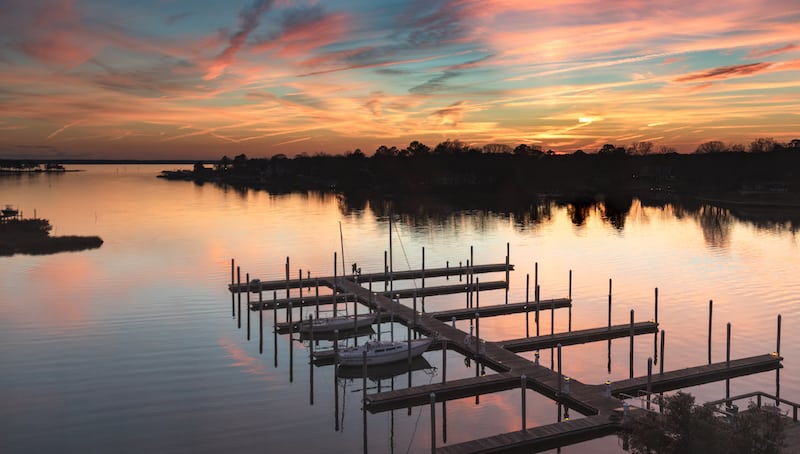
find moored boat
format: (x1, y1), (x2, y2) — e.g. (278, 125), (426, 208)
(336, 337), (433, 366)
(299, 313), (375, 333)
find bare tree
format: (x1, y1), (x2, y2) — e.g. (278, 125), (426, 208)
(694, 141), (728, 154)
(749, 137), (776, 153)
(628, 141), (654, 155)
(483, 143), (513, 154)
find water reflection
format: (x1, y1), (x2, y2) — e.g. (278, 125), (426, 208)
(334, 193), (800, 241)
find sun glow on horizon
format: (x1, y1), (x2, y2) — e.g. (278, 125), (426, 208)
(0, 0), (798, 159)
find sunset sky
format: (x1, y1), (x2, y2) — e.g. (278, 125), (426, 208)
(1, 0), (798, 159)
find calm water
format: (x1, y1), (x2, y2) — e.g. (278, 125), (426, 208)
(2, 165), (799, 453)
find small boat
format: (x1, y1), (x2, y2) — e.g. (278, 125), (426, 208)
(298, 313), (375, 333)
(336, 337), (433, 366)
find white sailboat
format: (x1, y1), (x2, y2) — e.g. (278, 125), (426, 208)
(336, 337), (433, 366)
(298, 313), (375, 333)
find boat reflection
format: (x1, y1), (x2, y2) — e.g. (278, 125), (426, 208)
(337, 356), (433, 381)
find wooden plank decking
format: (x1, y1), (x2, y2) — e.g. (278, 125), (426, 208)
(436, 415), (619, 454)
(500, 321), (658, 352)
(430, 298), (571, 321)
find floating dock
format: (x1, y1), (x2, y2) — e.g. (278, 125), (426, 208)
(228, 253), (786, 453)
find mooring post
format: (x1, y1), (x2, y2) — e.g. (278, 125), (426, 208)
(353, 298), (359, 346)
(421, 247), (425, 313)
(476, 278), (480, 309)
(777, 314), (782, 356)
(309, 314), (314, 405)
(289, 306), (294, 383)
(362, 350), (368, 454)
(654, 288), (658, 364)
(708, 299), (713, 364)
(273, 291), (278, 368)
(315, 279), (320, 319)
(246, 272), (251, 340)
(446, 260), (449, 280)
(557, 343), (563, 396)
(376, 307), (381, 342)
(285, 257), (290, 300)
(465, 260), (470, 308)
(430, 393), (436, 454)
(660, 330), (665, 375)
(607, 278), (612, 331)
(726, 322), (731, 403)
(629, 309), (635, 379)
(231, 258), (235, 317)
(549, 285), (554, 337)
(505, 242), (510, 305)
(521, 374), (527, 431)
(459, 261), (462, 282)
(475, 312), (481, 357)
(288, 301), (293, 336)
(333, 293), (338, 318)
(568, 269), (573, 332)
(413, 292), (418, 334)
(647, 357), (653, 410)
(237, 266), (241, 328)
(333, 252), (337, 287)
(384, 250), (388, 291)
(535, 284), (540, 337)
(333, 329), (339, 432)
(442, 340), (447, 384)
(525, 274), (530, 338)
(259, 291), (263, 354)
(777, 314), (782, 406)
(298, 269), (303, 324)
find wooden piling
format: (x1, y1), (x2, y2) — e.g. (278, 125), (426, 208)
(314, 278), (319, 320)
(259, 291), (263, 354)
(557, 343), (563, 395)
(654, 288), (658, 364)
(548, 285), (554, 338)
(246, 272), (251, 340)
(535, 284), (540, 337)
(568, 270), (572, 332)
(777, 314), (782, 355)
(298, 269), (303, 325)
(708, 299), (713, 364)
(237, 266), (241, 328)
(726, 322), (731, 402)
(607, 278), (612, 331)
(476, 278), (480, 309)
(363, 350), (368, 454)
(442, 340), (447, 384)
(309, 314), (314, 405)
(231, 258), (235, 317)
(333, 252), (337, 287)
(384, 250), (388, 291)
(647, 357), (653, 410)
(629, 309), (635, 379)
(475, 312), (481, 357)
(660, 330), (665, 375)
(285, 257), (290, 300)
(525, 274), (530, 338)
(422, 247), (426, 313)
(521, 374), (527, 431)
(273, 291), (278, 368)
(430, 393), (437, 454)
(505, 242), (510, 304)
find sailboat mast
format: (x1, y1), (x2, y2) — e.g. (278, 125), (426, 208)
(389, 215), (393, 294)
(339, 221), (346, 276)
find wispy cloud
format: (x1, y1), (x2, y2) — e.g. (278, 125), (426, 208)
(675, 62), (773, 82)
(205, 0), (275, 80)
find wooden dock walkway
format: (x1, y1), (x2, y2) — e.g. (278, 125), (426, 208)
(382, 280), (508, 299)
(500, 322), (658, 352)
(436, 415), (619, 454)
(611, 354), (782, 396)
(429, 298), (571, 321)
(229, 262), (513, 293)
(230, 260), (786, 453)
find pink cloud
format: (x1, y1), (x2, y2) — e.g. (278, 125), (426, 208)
(747, 43), (798, 59)
(205, 0), (275, 80)
(675, 62), (773, 82)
